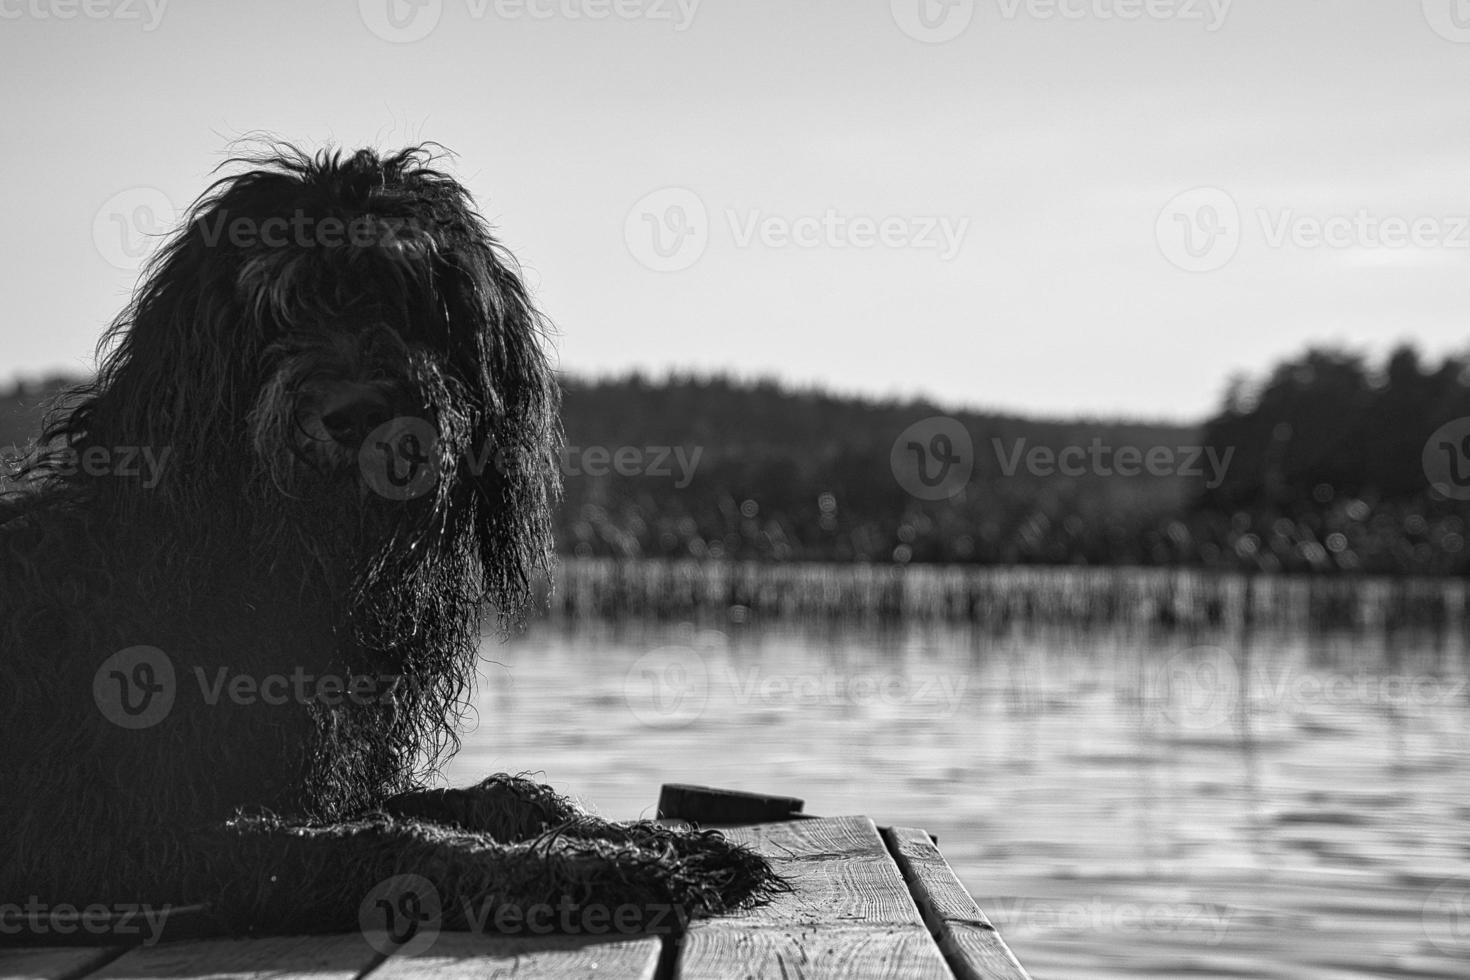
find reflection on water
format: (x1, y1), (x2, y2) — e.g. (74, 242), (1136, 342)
(445, 617), (1470, 980)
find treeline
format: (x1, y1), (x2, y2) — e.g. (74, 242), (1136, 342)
(554, 347), (1470, 574)
(557, 373), (1196, 566)
(5, 343), (1469, 574)
(1190, 345), (1470, 574)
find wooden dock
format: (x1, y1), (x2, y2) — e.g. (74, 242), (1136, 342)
(0, 789), (1030, 980)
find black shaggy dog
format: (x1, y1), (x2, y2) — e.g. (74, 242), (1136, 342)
(0, 144), (777, 941)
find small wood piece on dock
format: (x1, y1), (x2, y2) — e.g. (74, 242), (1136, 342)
(657, 782), (808, 825)
(0, 787), (1030, 980)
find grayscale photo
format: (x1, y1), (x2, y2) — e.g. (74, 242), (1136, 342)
(2, 2), (1468, 978)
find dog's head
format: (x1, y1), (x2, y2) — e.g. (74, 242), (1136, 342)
(32, 144), (562, 627)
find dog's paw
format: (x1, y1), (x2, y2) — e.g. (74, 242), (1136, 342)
(525, 822), (788, 921)
(382, 774), (584, 841)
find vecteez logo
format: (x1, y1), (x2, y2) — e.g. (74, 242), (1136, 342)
(1158, 186), (1470, 273)
(1423, 418), (1470, 500)
(359, 416), (442, 501)
(93, 646), (176, 729)
(994, 0), (1233, 31)
(0, 0), (169, 29)
(358, 0), (444, 42)
(624, 646), (710, 728)
(358, 874), (441, 955)
(625, 189), (971, 271)
(1156, 188), (1241, 273)
(891, 417), (975, 501)
(890, 0), (975, 44)
(890, 416), (1234, 499)
(625, 188), (709, 272)
(1422, 0), (1470, 43)
(992, 437), (1233, 489)
(93, 187), (178, 272)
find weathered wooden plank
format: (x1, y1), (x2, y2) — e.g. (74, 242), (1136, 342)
(715, 816), (925, 927)
(368, 933), (660, 980)
(678, 924), (951, 980)
(721, 815), (888, 861)
(884, 827), (1031, 980)
(0, 946), (123, 980)
(678, 816), (943, 977)
(89, 935), (377, 980)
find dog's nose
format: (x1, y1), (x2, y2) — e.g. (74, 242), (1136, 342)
(317, 386), (394, 447)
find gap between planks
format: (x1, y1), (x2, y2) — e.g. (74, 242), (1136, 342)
(881, 826), (1032, 980)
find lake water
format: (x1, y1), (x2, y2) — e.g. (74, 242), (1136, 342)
(444, 615), (1470, 979)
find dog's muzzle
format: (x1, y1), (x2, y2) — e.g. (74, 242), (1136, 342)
(313, 383), (397, 449)
(292, 380), (421, 466)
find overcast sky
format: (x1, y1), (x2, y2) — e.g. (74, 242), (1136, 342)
(2, 0), (1468, 420)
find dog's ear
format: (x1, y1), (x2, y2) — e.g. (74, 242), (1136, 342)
(39, 183), (279, 503)
(438, 236), (563, 627)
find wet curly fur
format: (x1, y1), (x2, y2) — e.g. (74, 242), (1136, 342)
(0, 144), (779, 941)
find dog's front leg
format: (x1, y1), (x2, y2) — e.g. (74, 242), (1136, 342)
(378, 775), (772, 865)
(377, 773), (585, 841)
(199, 809), (779, 936)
